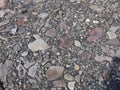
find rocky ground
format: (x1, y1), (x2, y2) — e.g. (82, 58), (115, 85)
(0, 0), (120, 90)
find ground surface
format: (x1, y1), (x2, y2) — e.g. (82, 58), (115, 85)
(0, 0), (120, 90)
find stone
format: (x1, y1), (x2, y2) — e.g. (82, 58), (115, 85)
(59, 36), (73, 50)
(74, 40), (81, 47)
(68, 81), (75, 90)
(59, 21), (69, 30)
(75, 74), (80, 82)
(107, 31), (117, 39)
(110, 26), (119, 32)
(38, 13), (48, 19)
(85, 18), (90, 23)
(64, 74), (74, 81)
(74, 64), (80, 70)
(21, 51), (28, 57)
(28, 65), (37, 78)
(107, 39), (120, 46)
(87, 27), (103, 42)
(0, 0), (7, 8)
(28, 39), (49, 52)
(0, 20), (9, 27)
(95, 55), (112, 62)
(89, 4), (104, 13)
(93, 20), (99, 24)
(53, 80), (66, 87)
(116, 49), (120, 58)
(10, 27), (18, 35)
(70, 0), (76, 2)
(16, 64), (26, 79)
(45, 29), (57, 37)
(46, 66), (64, 80)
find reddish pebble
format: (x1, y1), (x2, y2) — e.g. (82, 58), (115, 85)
(17, 18), (24, 26)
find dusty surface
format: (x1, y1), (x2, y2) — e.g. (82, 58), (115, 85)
(0, 0), (120, 90)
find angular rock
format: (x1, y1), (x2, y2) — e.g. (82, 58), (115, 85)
(28, 39), (49, 52)
(46, 66), (64, 80)
(53, 80), (66, 87)
(107, 39), (120, 46)
(87, 27), (103, 42)
(16, 64), (26, 79)
(59, 21), (69, 30)
(28, 65), (37, 78)
(68, 81), (75, 90)
(64, 74), (74, 81)
(107, 31), (117, 39)
(74, 40), (81, 47)
(75, 74), (80, 82)
(0, 60), (13, 81)
(45, 29), (57, 37)
(0, 0), (7, 8)
(89, 4), (104, 13)
(59, 36), (73, 50)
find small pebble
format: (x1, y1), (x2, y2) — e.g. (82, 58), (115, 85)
(74, 64), (80, 70)
(107, 31), (117, 39)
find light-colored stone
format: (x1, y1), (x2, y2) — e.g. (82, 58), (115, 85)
(95, 55), (112, 62)
(28, 65), (37, 78)
(21, 51), (28, 57)
(93, 20), (99, 24)
(107, 31), (117, 39)
(53, 80), (66, 87)
(74, 64), (80, 70)
(28, 39), (49, 52)
(70, 0), (76, 2)
(38, 13), (48, 19)
(46, 66), (64, 80)
(74, 40), (81, 47)
(68, 81), (75, 90)
(0, 0), (6, 8)
(85, 18), (90, 23)
(64, 74), (74, 81)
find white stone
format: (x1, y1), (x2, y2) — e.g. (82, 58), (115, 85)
(21, 51), (28, 57)
(64, 74), (74, 81)
(93, 20), (99, 24)
(70, 0), (76, 2)
(107, 31), (117, 39)
(85, 18), (90, 23)
(28, 39), (49, 52)
(74, 40), (81, 47)
(68, 81), (75, 90)
(38, 13), (48, 19)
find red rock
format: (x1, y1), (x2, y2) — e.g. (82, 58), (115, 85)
(45, 29), (57, 37)
(107, 39), (120, 46)
(53, 80), (66, 87)
(59, 36), (73, 50)
(17, 18), (24, 26)
(87, 27), (103, 42)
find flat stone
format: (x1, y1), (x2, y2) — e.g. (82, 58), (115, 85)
(46, 66), (64, 80)
(107, 31), (117, 39)
(74, 64), (80, 70)
(95, 55), (112, 62)
(21, 51), (28, 57)
(68, 81), (75, 90)
(45, 29), (57, 37)
(64, 74), (74, 81)
(28, 39), (49, 52)
(53, 80), (66, 87)
(38, 13), (48, 19)
(28, 65), (37, 78)
(75, 74), (80, 82)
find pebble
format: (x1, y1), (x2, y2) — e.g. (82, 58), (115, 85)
(28, 65), (37, 78)
(110, 26), (119, 32)
(74, 40), (81, 47)
(28, 39), (49, 52)
(75, 74), (80, 82)
(95, 55), (112, 62)
(46, 66), (64, 80)
(0, 0), (6, 8)
(68, 81), (75, 90)
(45, 29), (57, 37)
(21, 51), (28, 57)
(53, 80), (66, 87)
(0, 10), (6, 17)
(38, 13), (48, 19)
(74, 64), (80, 70)
(116, 49), (120, 58)
(70, 0), (76, 2)
(107, 31), (117, 39)
(93, 20), (99, 24)
(85, 19), (90, 23)
(64, 74), (74, 81)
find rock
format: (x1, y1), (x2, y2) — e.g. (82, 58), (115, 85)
(87, 27), (103, 42)
(21, 51), (28, 57)
(45, 29), (57, 37)
(38, 13), (48, 19)
(64, 74), (74, 81)
(24, 62), (35, 69)
(116, 49), (120, 58)
(68, 81), (75, 90)
(10, 27), (18, 35)
(89, 4), (104, 13)
(107, 39), (120, 46)
(0, 60), (13, 81)
(28, 65), (37, 78)
(70, 0), (76, 2)
(75, 74), (80, 82)
(93, 20), (99, 24)
(107, 31), (117, 39)
(59, 36), (73, 50)
(95, 55), (112, 62)
(0, 20), (9, 27)
(110, 26), (119, 32)
(0, 10), (6, 17)
(59, 21), (69, 30)
(74, 40), (81, 47)
(74, 64), (80, 70)
(85, 18), (90, 23)
(16, 64), (26, 79)
(28, 39), (49, 52)
(0, 0), (7, 8)
(46, 66), (64, 80)
(17, 18), (24, 26)
(102, 69), (110, 80)
(53, 80), (66, 87)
